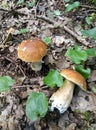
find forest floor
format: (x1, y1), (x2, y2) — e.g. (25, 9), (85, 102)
(0, 0), (96, 130)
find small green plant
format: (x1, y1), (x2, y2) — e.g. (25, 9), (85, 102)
(43, 37), (51, 45)
(75, 111), (91, 121)
(85, 17), (93, 25)
(81, 27), (96, 40)
(64, 0), (71, 2)
(75, 65), (91, 79)
(88, 0), (96, 4)
(65, 45), (96, 78)
(43, 70), (63, 88)
(83, 111), (91, 121)
(17, 0), (25, 5)
(54, 10), (61, 16)
(65, 45), (88, 64)
(85, 13), (96, 25)
(18, 28), (29, 34)
(65, 1), (80, 12)
(25, 70), (63, 121)
(2, 1), (9, 9)
(26, 92), (48, 121)
(17, 0), (36, 8)
(0, 76), (14, 92)
(27, 2), (36, 8)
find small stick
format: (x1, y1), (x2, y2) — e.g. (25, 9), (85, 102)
(63, 26), (90, 46)
(12, 85), (34, 88)
(37, 15), (90, 46)
(80, 4), (96, 9)
(2, 28), (15, 45)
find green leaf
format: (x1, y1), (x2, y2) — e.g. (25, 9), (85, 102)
(64, 0), (71, 2)
(65, 1), (80, 12)
(43, 70), (63, 88)
(81, 27), (96, 40)
(86, 48), (96, 57)
(83, 111), (91, 121)
(75, 65), (91, 79)
(18, 28), (29, 34)
(54, 10), (61, 16)
(65, 46), (88, 64)
(27, 1), (36, 8)
(17, 0), (24, 5)
(0, 76), (14, 92)
(2, 2), (9, 9)
(43, 37), (51, 45)
(85, 17), (92, 25)
(26, 92), (48, 121)
(88, 0), (96, 4)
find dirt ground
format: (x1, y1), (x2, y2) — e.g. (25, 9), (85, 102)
(0, 0), (96, 130)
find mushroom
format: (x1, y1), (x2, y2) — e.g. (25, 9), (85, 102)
(18, 38), (47, 71)
(49, 68), (87, 113)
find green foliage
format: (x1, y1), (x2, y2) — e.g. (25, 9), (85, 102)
(54, 10), (61, 16)
(65, 1), (80, 12)
(85, 17), (93, 25)
(83, 111), (91, 121)
(18, 28), (29, 34)
(88, 0), (96, 3)
(65, 45), (88, 64)
(0, 76), (14, 92)
(85, 13), (96, 25)
(17, 0), (25, 5)
(43, 70), (63, 88)
(26, 92), (48, 121)
(2, 2), (9, 9)
(43, 37), (51, 45)
(75, 65), (91, 79)
(27, 0), (36, 8)
(81, 27), (96, 40)
(65, 46), (96, 64)
(86, 48), (96, 57)
(27, 2), (35, 8)
(64, 0), (71, 2)
(65, 46), (96, 78)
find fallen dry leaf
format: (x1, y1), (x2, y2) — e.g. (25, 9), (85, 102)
(66, 123), (76, 130)
(88, 70), (96, 82)
(71, 90), (96, 112)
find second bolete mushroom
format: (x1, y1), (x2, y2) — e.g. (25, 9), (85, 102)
(49, 68), (87, 113)
(18, 38), (47, 71)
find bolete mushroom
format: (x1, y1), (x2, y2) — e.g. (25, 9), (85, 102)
(18, 38), (47, 71)
(49, 68), (87, 113)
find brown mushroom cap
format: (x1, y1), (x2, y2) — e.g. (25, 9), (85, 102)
(18, 38), (47, 62)
(60, 69), (87, 91)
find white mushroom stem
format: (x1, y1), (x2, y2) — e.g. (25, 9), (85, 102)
(30, 60), (44, 71)
(49, 80), (75, 113)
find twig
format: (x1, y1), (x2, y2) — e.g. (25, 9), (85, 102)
(0, 45), (9, 49)
(63, 26), (90, 46)
(0, 8), (8, 12)
(37, 15), (90, 46)
(37, 15), (54, 24)
(12, 84), (48, 89)
(12, 85), (33, 88)
(2, 28), (15, 45)
(80, 4), (96, 9)
(84, 9), (96, 13)
(34, 0), (41, 17)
